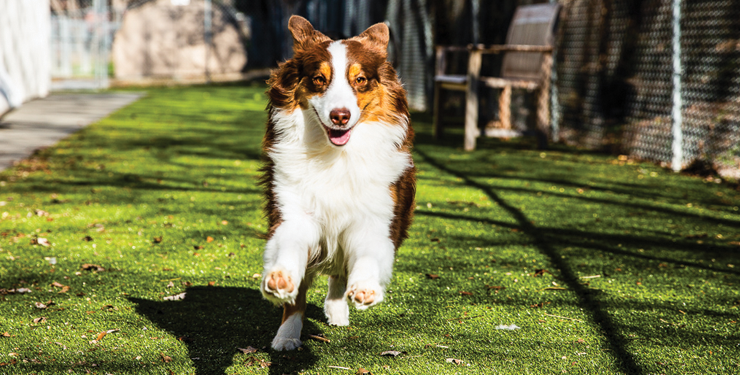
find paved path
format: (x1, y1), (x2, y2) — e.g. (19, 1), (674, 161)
(0, 92), (142, 171)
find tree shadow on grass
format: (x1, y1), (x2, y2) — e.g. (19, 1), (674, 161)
(130, 286), (322, 375)
(413, 147), (644, 374)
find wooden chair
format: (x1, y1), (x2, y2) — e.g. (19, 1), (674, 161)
(433, 3), (561, 151)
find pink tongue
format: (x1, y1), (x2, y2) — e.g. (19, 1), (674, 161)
(328, 128), (351, 146)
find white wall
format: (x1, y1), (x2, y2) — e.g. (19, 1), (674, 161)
(0, 0), (51, 116)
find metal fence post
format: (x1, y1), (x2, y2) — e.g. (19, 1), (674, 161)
(670, 0), (683, 172)
(204, 0), (212, 82)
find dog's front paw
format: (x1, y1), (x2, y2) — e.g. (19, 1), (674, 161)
(261, 268), (298, 304)
(345, 280), (384, 310)
(272, 336), (302, 351)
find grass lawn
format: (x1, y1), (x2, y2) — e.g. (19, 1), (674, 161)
(1, 82), (739, 375)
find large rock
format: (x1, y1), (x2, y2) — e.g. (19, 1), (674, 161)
(112, 0), (247, 81)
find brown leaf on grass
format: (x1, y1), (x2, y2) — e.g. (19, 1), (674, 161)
(1, 332), (9, 337)
(206, 236), (214, 243)
(446, 358), (465, 365)
(208, 281), (216, 286)
(35, 209), (49, 217)
(166, 281), (175, 288)
(430, 237), (440, 242)
(51, 281), (65, 288)
(531, 302), (551, 308)
(59, 286), (70, 294)
(459, 291), (473, 296)
(380, 350), (405, 357)
(160, 353), (172, 363)
(221, 220), (228, 225)
(34, 302), (49, 309)
(426, 273), (440, 279)
(237, 346), (258, 354)
(33, 317), (47, 323)
(533, 269), (551, 277)
(729, 241), (740, 246)
(194, 245), (204, 250)
(486, 285), (505, 290)
(31, 237), (50, 246)
(81, 263), (105, 272)
(357, 368), (372, 374)
(82, 236), (93, 242)
(164, 292), (186, 301)
(153, 236), (163, 244)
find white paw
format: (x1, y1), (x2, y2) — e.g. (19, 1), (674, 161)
(261, 268), (299, 305)
(271, 337), (302, 351)
(324, 299), (350, 326)
(345, 280), (384, 310)
(271, 312), (303, 351)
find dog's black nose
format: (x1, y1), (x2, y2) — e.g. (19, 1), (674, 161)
(330, 108), (351, 126)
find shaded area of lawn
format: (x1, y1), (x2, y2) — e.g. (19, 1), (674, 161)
(0, 83), (738, 374)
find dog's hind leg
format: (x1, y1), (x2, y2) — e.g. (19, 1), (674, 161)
(324, 275), (349, 326)
(272, 275), (313, 351)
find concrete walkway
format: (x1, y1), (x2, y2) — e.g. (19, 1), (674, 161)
(0, 92), (142, 171)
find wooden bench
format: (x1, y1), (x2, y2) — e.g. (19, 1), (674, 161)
(433, 3), (561, 151)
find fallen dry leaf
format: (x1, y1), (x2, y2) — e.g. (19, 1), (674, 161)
(207, 281), (216, 286)
(206, 236), (214, 243)
(82, 236), (93, 242)
(1, 332), (10, 337)
(533, 269), (551, 277)
(51, 281), (64, 288)
(356, 368), (372, 374)
(58, 286), (70, 294)
(221, 220), (228, 225)
(163, 292), (186, 301)
(446, 358), (465, 365)
(31, 237), (50, 246)
(380, 350), (404, 357)
(160, 352), (172, 363)
(237, 346), (258, 354)
(486, 285), (505, 290)
(166, 281), (175, 288)
(81, 263), (105, 272)
(34, 302), (48, 309)
(33, 317), (47, 323)
(459, 291), (473, 296)
(426, 273), (440, 279)
(153, 236), (163, 244)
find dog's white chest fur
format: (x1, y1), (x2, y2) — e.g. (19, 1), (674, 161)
(268, 107), (411, 269)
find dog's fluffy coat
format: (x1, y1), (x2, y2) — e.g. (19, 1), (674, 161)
(259, 16), (416, 351)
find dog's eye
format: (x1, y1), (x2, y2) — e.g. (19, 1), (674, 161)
(355, 76), (367, 85)
(313, 76), (326, 86)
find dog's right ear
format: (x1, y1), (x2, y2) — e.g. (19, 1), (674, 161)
(288, 15), (330, 51)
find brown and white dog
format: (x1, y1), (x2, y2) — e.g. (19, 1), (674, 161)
(259, 16), (416, 351)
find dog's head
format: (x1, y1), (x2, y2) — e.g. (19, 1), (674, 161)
(268, 16), (407, 147)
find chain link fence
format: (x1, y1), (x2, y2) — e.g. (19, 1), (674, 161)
(556, 0), (740, 178)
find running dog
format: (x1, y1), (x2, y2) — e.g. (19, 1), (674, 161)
(259, 16), (415, 351)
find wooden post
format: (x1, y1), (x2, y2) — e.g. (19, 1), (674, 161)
(499, 85), (512, 130)
(535, 52), (553, 149)
(433, 46), (446, 139)
(464, 49), (482, 151)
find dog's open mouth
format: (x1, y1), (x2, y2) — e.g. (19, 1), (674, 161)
(323, 125), (352, 146)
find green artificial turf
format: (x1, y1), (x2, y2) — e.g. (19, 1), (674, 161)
(1, 83), (739, 375)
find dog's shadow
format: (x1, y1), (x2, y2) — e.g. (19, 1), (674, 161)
(130, 286), (321, 375)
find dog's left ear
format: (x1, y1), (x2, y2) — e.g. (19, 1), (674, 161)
(358, 23), (390, 53)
